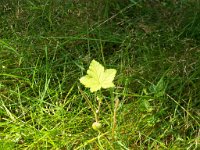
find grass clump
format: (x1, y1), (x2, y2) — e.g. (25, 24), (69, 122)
(0, 0), (200, 149)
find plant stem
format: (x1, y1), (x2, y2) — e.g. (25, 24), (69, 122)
(112, 97), (119, 141)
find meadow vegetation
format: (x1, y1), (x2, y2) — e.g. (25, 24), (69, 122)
(0, 0), (200, 149)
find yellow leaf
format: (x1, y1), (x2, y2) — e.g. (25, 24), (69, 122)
(80, 60), (116, 92)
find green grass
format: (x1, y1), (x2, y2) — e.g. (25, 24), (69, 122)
(0, 0), (200, 149)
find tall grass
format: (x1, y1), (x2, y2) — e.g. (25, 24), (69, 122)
(0, 0), (199, 149)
